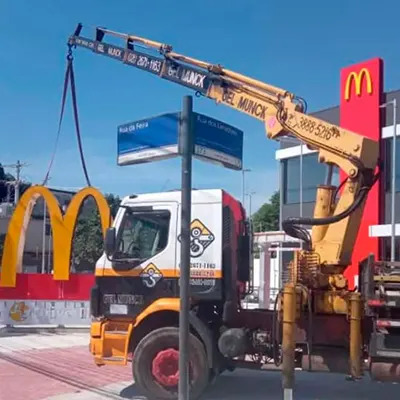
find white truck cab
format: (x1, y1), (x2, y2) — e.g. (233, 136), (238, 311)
(92, 188), (251, 317)
(89, 189), (252, 400)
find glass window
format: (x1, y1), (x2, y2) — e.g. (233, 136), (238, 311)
(283, 157), (300, 204)
(283, 154), (338, 204)
(384, 137), (400, 192)
(302, 155), (329, 202)
(332, 167), (340, 187)
(116, 209), (170, 264)
(381, 237), (400, 261)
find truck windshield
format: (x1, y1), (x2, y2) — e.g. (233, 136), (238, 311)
(115, 210), (170, 262)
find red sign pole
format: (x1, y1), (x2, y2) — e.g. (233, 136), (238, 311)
(340, 57), (384, 289)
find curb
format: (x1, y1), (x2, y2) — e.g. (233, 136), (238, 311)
(0, 324), (90, 336)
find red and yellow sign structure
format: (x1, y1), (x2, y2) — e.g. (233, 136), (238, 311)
(0, 185), (111, 288)
(340, 57), (383, 289)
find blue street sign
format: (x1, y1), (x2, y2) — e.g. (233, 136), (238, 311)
(117, 112), (243, 170)
(117, 113), (180, 165)
(192, 113), (243, 170)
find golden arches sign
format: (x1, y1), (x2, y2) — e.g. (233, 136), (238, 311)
(0, 185), (111, 287)
(344, 68), (373, 101)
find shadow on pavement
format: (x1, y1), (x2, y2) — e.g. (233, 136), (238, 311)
(119, 369), (399, 400)
(119, 384), (146, 399)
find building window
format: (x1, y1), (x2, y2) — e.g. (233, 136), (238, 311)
(332, 167), (340, 187)
(381, 237), (400, 261)
(384, 137), (400, 192)
(283, 154), (339, 204)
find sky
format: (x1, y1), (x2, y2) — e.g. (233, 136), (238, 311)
(1, 0), (400, 213)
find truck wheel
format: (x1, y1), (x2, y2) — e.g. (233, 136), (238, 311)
(132, 327), (209, 400)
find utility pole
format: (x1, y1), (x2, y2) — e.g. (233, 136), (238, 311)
(241, 168), (251, 206)
(4, 182), (13, 203)
(42, 176), (51, 274)
(246, 191), (256, 220)
(3, 160), (28, 205)
(178, 95), (194, 400)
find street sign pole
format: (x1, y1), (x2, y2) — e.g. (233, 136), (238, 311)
(178, 95), (193, 400)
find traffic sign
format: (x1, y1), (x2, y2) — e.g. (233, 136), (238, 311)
(117, 111), (243, 170)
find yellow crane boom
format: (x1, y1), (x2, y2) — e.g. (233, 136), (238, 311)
(68, 23), (380, 288)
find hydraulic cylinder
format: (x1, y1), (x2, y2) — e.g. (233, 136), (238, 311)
(282, 283), (297, 399)
(349, 292), (362, 379)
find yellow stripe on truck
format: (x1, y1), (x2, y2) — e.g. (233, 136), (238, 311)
(96, 268), (222, 279)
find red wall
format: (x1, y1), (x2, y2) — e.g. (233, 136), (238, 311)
(0, 274), (94, 300)
(340, 58), (384, 289)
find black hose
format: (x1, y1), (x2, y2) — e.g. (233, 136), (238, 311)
(42, 59), (72, 186)
(333, 177), (348, 202)
(284, 184), (367, 228)
(282, 187), (367, 250)
(295, 96), (308, 113)
(69, 61), (92, 187)
(283, 167), (381, 248)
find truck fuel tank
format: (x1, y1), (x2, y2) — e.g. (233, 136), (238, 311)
(218, 328), (249, 359)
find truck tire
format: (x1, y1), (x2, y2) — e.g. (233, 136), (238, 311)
(132, 326), (209, 400)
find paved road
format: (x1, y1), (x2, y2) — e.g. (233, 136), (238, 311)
(0, 331), (399, 400)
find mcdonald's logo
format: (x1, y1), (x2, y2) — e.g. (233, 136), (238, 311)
(344, 68), (373, 101)
(0, 185), (111, 287)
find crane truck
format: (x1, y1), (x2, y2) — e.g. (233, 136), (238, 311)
(68, 24), (400, 399)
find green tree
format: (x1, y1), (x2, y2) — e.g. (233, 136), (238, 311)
(71, 193), (121, 272)
(252, 191), (280, 232)
(0, 163), (31, 202)
(71, 207), (103, 272)
(0, 163), (5, 181)
(0, 163), (9, 201)
(105, 193), (122, 218)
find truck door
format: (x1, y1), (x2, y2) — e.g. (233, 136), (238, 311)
(96, 201), (179, 318)
(99, 201), (179, 284)
(125, 201), (179, 286)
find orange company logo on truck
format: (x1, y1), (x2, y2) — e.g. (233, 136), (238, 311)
(344, 68), (373, 101)
(0, 185), (111, 288)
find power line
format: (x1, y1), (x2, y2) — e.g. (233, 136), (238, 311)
(2, 160), (29, 205)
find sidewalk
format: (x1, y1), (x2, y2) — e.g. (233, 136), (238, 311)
(0, 332), (132, 400)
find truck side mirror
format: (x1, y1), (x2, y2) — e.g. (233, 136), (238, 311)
(104, 227), (117, 259)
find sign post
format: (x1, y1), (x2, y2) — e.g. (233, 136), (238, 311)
(116, 104), (243, 399)
(178, 95), (193, 400)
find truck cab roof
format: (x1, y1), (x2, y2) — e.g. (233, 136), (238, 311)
(121, 189), (225, 207)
